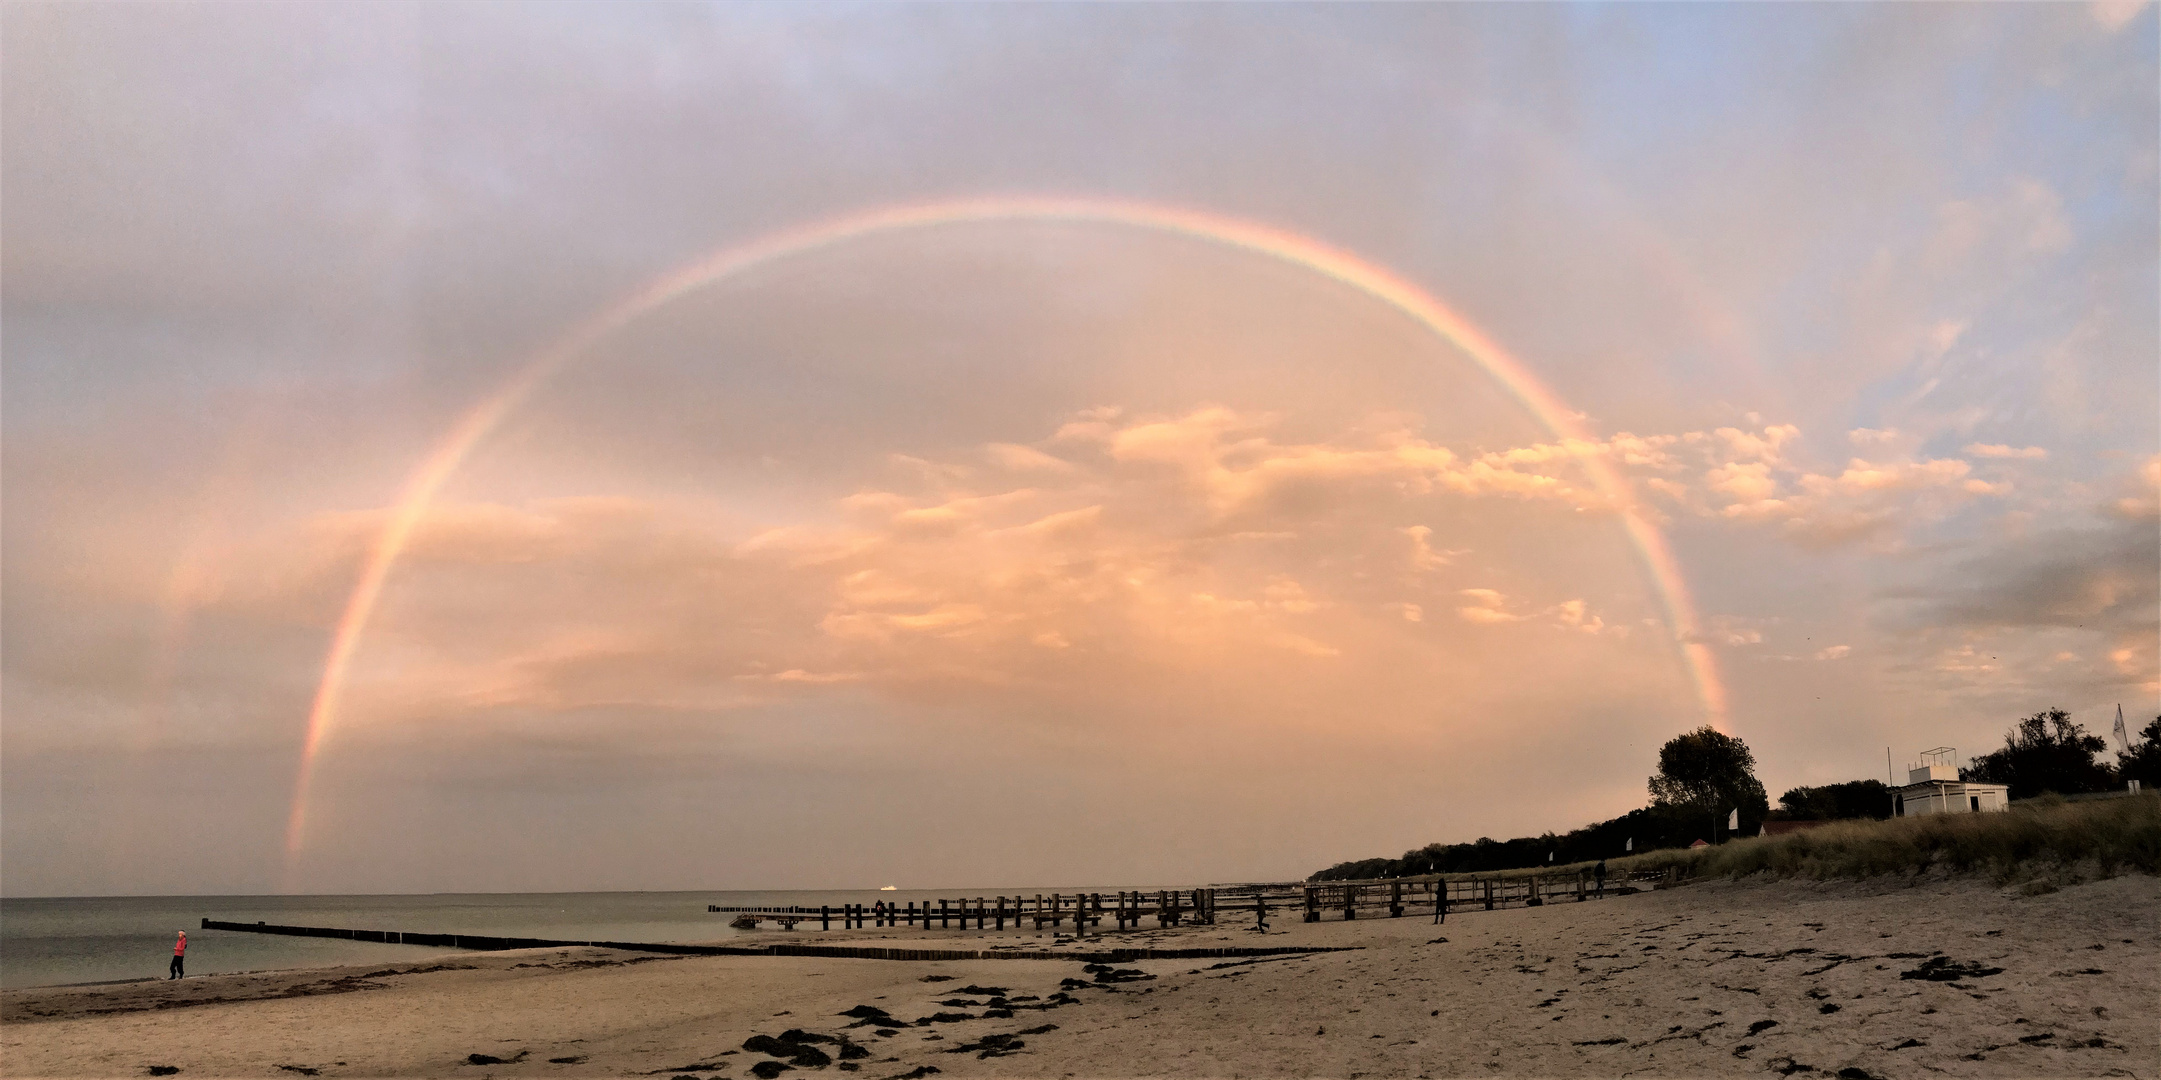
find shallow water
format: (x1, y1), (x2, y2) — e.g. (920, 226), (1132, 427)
(0, 886), (1158, 988)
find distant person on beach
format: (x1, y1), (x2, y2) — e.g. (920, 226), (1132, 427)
(1253, 897), (1268, 933)
(1594, 860), (1607, 898)
(169, 931), (186, 979)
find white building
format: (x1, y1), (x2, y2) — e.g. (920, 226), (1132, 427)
(1894, 747), (2009, 817)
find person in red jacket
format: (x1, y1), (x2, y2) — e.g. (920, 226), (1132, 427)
(169, 931), (186, 979)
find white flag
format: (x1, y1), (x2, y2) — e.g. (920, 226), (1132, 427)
(1625, 837), (1633, 852)
(1548, 852), (1555, 863)
(1728, 808), (1739, 831)
(2114, 705), (2130, 753)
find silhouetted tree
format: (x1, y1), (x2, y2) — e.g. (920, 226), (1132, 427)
(1962, 708), (2115, 798)
(1770, 779), (1893, 821)
(1648, 726), (1769, 838)
(2115, 715), (2161, 790)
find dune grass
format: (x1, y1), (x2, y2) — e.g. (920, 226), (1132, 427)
(1602, 792), (2160, 885)
(1408, 793), (2160, 888)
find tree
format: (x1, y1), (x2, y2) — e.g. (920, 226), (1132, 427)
(1648, 726), (1769, 838)
(2116, 715), (2161, 790)
(1962, 708), (2115, 798)
(1770, 779), (1893, 821)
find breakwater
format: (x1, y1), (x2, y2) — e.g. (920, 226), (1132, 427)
(195, 920), (1354, 963)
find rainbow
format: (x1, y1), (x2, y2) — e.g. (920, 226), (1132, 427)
(283, 195), (1728, 859)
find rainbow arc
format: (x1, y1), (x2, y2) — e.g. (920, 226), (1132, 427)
(283, 196), (1728, 862)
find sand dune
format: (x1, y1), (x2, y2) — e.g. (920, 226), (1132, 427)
(4, 874), (2153, 1078)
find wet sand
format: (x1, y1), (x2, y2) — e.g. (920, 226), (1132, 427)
(4, 873), (2153, 1078)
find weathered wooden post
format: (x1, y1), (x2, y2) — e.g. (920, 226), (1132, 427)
(1527, 875), (1541, 907)
(1304, 885), (1320, 922)
(821, 905), (831, 931)
(1390, 881), (1404, 918)
(939, 899), (949, 928)
(1483, 878), (1495, 910)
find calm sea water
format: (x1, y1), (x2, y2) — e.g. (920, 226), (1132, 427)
(0, 887), (1157, 989)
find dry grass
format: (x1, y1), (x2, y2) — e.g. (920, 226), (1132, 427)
(1604, 792), (2159, 885)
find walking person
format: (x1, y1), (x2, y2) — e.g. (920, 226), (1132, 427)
(1594, 859), (1607, 899)
(1253, 896), (1269, 933)
(169, 931), (187, 979)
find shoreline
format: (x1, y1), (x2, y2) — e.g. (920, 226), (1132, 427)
(4, 874), (2154, 1078)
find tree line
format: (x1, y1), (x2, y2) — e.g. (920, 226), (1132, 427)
(1307, 708), (2158, 882)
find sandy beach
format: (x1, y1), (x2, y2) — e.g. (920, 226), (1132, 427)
(4, 874), (2153, 1079)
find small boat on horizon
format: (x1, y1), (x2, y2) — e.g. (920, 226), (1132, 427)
(879, 885), (897, 891)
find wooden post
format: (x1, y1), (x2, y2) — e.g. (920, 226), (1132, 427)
(939, 899), (948, 928)
(1304, 885), (1319, 923)
(1390, 881), (1404, 918)
(1484, 878), (1495, 911)
(1576, 873), (1586, 902)
(822, 905), (830, 931)
(1528, 875), (1541, 907)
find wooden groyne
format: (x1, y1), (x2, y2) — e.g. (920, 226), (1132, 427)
(195, 919), (1352, 963)
(198, 920), (767, 956)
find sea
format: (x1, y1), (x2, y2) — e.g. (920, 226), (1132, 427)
(0, 887), (1159, 990)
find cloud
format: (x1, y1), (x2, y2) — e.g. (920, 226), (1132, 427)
(2106, 454), (2161, 520)
(1814, 645), (1851, 661)
(741, 669), (866, 684)
(1399, 525), (1462, 570)
(1884, 503), (2158, 697)
(1455, 589), (1522, 624)
(1964, 443), (2048, 460)
(2092, 0), (2147, 32)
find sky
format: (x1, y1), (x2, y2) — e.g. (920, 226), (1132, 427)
(4, 2), (2155, 897)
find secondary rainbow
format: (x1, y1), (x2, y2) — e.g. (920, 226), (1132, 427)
(283, 195), (1729, 858)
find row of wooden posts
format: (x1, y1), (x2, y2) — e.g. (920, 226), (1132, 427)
(708, 890), (1218, 932)
(711, 869), (1678, 932)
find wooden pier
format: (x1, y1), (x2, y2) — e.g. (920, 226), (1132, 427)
(708, 890), (1215, 932)
(711, 870), (1664, 932)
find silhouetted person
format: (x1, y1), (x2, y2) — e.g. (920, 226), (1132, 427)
(1253, 896), (1269, 933)
(169, 931), (186, 979)
(1594, 860), (1607, 899)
